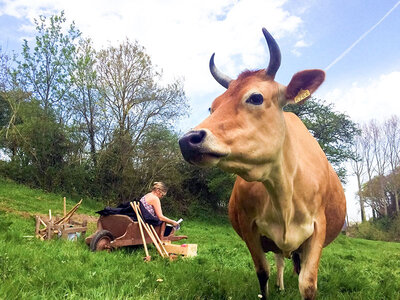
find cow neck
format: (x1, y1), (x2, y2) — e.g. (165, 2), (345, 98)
(262, 122), (296, 228)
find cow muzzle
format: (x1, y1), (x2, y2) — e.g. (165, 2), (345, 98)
(179, 129), (229, 166)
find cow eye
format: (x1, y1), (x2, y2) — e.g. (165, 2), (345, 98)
(208, 107), (212, 114)
(246, 93), (264, 105)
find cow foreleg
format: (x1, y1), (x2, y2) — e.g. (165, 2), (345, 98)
(298, 219), (326, 300)
(244, 233), (270, 299)
(274, 253), (285, 290)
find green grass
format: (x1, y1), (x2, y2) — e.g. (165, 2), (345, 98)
(1, 178), (400, 299)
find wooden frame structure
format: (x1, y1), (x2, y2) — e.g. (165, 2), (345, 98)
(35, 199), (87, 240)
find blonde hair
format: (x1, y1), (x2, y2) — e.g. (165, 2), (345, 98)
(152, 181), (168, 193)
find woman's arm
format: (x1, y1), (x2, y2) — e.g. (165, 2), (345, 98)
(150, 197), (178, 226)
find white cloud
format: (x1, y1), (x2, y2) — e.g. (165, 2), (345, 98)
(323, 71), (400, 124)
(0, 0), (307, 133)
(291, 38), (310, 56)
(0, 0), (304, 96)
(294, 39), (309, 48)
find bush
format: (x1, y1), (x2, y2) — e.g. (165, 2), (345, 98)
(347, 221), (390, 241)
(389, 215), (400, 241)
(347, 216), (400, 242)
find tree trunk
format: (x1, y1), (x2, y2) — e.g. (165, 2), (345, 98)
(356, 174), (366, 222)
(379, 177), (388, 216)
(88, 126), (97, 167)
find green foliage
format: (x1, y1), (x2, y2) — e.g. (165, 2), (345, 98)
(70, 38), (100, 167)
(15, 11), (81, 118)
(1, 12), (194, 207)
(347, 221), (391, 241)
(285, 97), (359, 183)
(0, 92), (12, 128)
(0, 97), (89, 193)
(178, 163), (235, 212)
(347, 215), (400, 242)
(206, 168), (236, 207)
(1, 181), (400, 299)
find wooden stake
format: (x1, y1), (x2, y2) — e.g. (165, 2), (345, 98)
(134, 202), (167, 256)
(49, 209), (52, 221)
(47, 220), (53, 239)
(130, 202), (165, 258)
(63, 197), (66, 217)
(56, 199), (82, 225)
(150, 225), (169, 256)
(35, 216), (40, 235)
(131, 202), (150, 260)
(133, 202), (165, 258)
(38, 216), (47, 227)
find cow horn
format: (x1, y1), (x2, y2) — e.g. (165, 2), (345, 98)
(262, 28), (281, 78)
(209, 53), (232, 89)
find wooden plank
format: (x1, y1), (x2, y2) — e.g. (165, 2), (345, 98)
(61, 226), (87, 234)
(63, 197), (66, 217)
(38, 217), (47, 227)
(150, 225), (169, 256)
(163, 243), (197, 257)
(131, 202), (165, 258)
(55, 199), (82, 225)
(35, 216), (40, 235)
(47, 220), (53, 240)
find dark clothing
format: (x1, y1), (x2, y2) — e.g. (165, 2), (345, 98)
(96, 201), (162, 226)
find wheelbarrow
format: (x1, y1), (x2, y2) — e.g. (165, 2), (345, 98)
(85, 211), (187, 252)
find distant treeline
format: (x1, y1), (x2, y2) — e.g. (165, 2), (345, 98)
(351, 117), (400, 221)
(0, 12), (235, 214)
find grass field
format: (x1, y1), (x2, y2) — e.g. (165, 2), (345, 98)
(1, 178), (400, 299)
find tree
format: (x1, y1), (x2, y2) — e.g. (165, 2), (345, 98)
(70, 38), (101, 167)
(370, 120), (389, 216)
(14, 11), (81, 121)
(95, 39), (188, 201)
(285, 97), (359, 182)
(0, 49), (12, 129)
(350, 134), (367, 222)
(0, 48), (29, 158)
(2, 99), (81, 190)
(358, 117), (400, 219)
(96, 39), (188, 144)
(384, 116), (400, 214)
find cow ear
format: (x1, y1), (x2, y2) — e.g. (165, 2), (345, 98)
(282, 69), (325, 106)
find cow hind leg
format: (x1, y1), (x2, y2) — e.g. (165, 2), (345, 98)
(274, 253), (285, 290)
(292, 252), (301, 275)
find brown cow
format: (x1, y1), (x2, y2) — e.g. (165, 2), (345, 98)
(179, 28), (346, 300)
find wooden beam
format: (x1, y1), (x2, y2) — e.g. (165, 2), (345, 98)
(131, 202), (150, 260)
(150, 225), (169, 256)
(63, 197), (66, 217)
(163, 243), (197, 257)
(130, 202), (165, 258)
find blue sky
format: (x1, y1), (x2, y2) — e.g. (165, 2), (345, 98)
(1, 0), (400, 221)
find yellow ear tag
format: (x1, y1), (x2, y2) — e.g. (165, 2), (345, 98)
(294, 89), (310, 103)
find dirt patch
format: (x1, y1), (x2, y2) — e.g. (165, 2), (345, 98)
(0, 204), (98, 224)
(36, 213), (98, 224)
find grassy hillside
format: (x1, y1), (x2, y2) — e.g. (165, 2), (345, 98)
(1, 178), (399, 299)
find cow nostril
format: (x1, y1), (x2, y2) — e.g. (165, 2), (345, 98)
(189, 130), (206, 145)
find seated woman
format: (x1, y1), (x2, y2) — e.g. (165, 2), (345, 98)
(140, 182), (179, 232)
